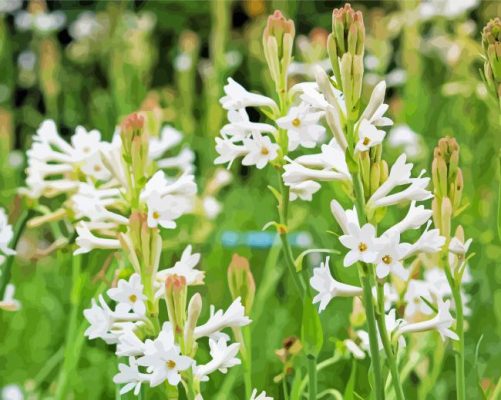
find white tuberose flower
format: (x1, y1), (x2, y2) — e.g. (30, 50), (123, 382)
(194, 338), (241, 381)
(310, 257), (362, 312)
(107, 273), (147, 316)
(194, 297), (251, 340)
(0, 208), (16, 262)
(220, 78), (278, 111)
(374, 233), (410, 280)
(250, 389), (274, 400)
(355, 119), (386, 153)
(74, 221), (120, 255)
(241, 133), (279, 169)
(0, 284), (21, 312)
(339, 223), (379, 267)
(113, 357), (150, 396)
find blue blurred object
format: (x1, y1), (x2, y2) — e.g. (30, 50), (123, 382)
(221, 230), (312, 249)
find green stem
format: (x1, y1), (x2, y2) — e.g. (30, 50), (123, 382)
(375, 282), (405, 400)
(0, 209), (32, 299)
(359, 265), (384, 400)
(299, 354), (342, 395)
(307, 355), (317, 400)
(444, 264), (465, 400)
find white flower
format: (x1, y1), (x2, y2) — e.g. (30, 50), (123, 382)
(221, 109), (276, 142)
(402, 222), (445, 258)
(449, 237), (472, 256)
(69, 11), (100, 40)
(398, 298), (459, 341)
(0, 209), (15, 261)
(194, 297), (251, 340)
(202, 196), (222, 219)
(241, 133), (279, 169)
(107, 273), (147, 316)
(0, 0), (22, 14)
(155, 245), (205, 298)
(250, 389), (274, 400)
(220, 78), (278, 111)
(113, 357), (150, 396)
(339, 223), (379, 267)
(344, 339), (366, 359)
(0, 384), (24, 400)
(149, 126), (183, 160)
(0, 284), (21, 312)
(384, 201), (432, 235)
(418, 0), (478, 20)
(388, 125), (422, 159)
(355, 119), (386, 153)
(310, 257), (363, 312)
(83, 295), (138, 344)
(330, 200), (359, 235)
(156, 148), (195, 174)
(359, 81), (393, 127)
(214, 137), (248, 167)
(71, 184), (124, 224)
(374, 233), (410, 280)
(74, 221), (120, 255)
(368, 154), (432, 209)
(116, 330), (146, 357)
(194, 338), (241, 381)
(137, 323), (193, 387)
(276, 103), (325, 151)
(289, 181), (321, 201)
(384, 309), (406, 348)
(404, 280), (434, 318)
(146, 191), (182, 229)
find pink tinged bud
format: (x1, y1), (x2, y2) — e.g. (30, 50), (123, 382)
(121, 113), (145, 134)
(263, 10), (295, 45)
(165, 274), (188, 336)
(227, 254), (255, 313)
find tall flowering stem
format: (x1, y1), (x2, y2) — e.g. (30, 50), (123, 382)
(432, 138), (466, 400)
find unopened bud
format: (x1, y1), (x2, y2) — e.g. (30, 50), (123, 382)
(184, 293), (202, 355)
(227, 254), (256, 313)
(165, 274), (187, 337)
(263, 10), (295, 92)
(482, 18), (501, 101)
(370, 161), (381, 196)
(379, 160), (389, 185)
(360, 151), (370, 195)
(349, 297), (365, 327)
(440, 197), (452, 239)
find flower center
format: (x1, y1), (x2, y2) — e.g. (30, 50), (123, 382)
(358, 242), (368, 252)
(382, 255), (392, 264)
(362, 137), (370, 146)
(261, 147), (270, 156)
(152, 211), (160, 219)
(166, 360), (176, 369)
(94, 165), (101, 172)
(129, 294), (137, 303)
(83, 146), (91, 153)
(292, 118), (301, 127)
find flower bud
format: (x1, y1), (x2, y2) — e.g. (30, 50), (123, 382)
(263, 10), (295, 93)
(165, 274), (187, 337)
(184, 293), (202, 355)
(440, 197), (452, 240)
(227, 254), (256, 314)
(370, 161), (381, 197)
(481, 18), (501, 102)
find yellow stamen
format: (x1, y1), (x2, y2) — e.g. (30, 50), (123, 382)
(292, 118), (301, 127)
(358, 242), (368, 252)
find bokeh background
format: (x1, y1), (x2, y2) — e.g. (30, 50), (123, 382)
(0, 0), (500, 399)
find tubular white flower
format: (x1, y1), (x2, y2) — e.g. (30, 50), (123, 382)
(359, 81), (393, 127)
(250, 389), (274, 400)
(344, 339), (366, 359)
(220, 78), (278, 111)
(0, 284), (21, 312)
(289, 180), (322, 201)
(214, 136), (249, 168)
(0, 208), (15, 259)
(449, 237), (472, 256)
(374, 233), (410, 280)
(194, 297), (251, 340)
(404, 279), (434, 318)
(310, 257), (363, 312)
(221, 109), (277, 142)
(194, 338), (241, 381)
(113, 357), (151, 396)
(398, 298), (459, 341)
(276, 102), (325, 151)
(74, 221), (120, 255)
(241, 133), (279, 169)
(384, 201), (432, 235)
(107, 273), (147, 316)
(402, 221), (445, 259)
(156, 148), (195, 174)
(148, 126), (183, 160)
(116, 330), (146, 357)
(355, 119), (386, 153)
(330, 200), (359, 235)
(339, 223), (380, 267)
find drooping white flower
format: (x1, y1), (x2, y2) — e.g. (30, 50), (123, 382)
(355, 119), (386, 153)
(449, 237), (472, 256)
(276, 102), (325, 151)
(398, 298), (459, 341)
(402, 221), (445, 258)
(0, 284), (21, 312)
(384, 201), (432, 235)
(214, 137), (249, 168)
(289, 180), (321, 201)
(220, 78), (278, 111)
(149, 126), (183, 160)
(221, 109), (277, 142)
(0, 208), (15, 262)
(107, 273), (147, 316)
(250, 389), (274, 400)
(194, 338), (241, 381)
(388, 125), (423, 160)
(330, 200), (359, 235)
(344, 339), (366, 359)
(156, 148), (195, 174)
(310, 257), (363, 312)
(368, 154), (432, 209)
(155, 245), (205, 298)
(137, 323), (193, 387)
(116, 330), (146, 357)
(241, 133), (279, 169)
(74, 221), (121, 255)
(194, 297), (251, 340)
(113, 357), (150, 396)
(71, 184), (125, 224)
(374, 233), (410, 280)
(339, 223), (380, 267)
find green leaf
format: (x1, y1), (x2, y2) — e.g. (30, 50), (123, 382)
(301, 295), (324, 357)
(344, 358), (357, 400)
(294, 248), (340, 272)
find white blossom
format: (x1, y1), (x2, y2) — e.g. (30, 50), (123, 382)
(355, 119), (386, 153)
(74, 221), (120, 255)
(241, 133), (279, 169)
(374, 233), (410, 280)
(0, 284), (21, 312)
(194, 338), (241, 381)
(250, 389), (274, 400)
(339, 223), (380, 267)
(107, 273), (147, 316)
(220, 78), (278, 111)
(0, 208), (15, 263)
(113, 357), (150, 396)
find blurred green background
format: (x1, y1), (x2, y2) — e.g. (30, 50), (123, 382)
(0, 0), (500, 399)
